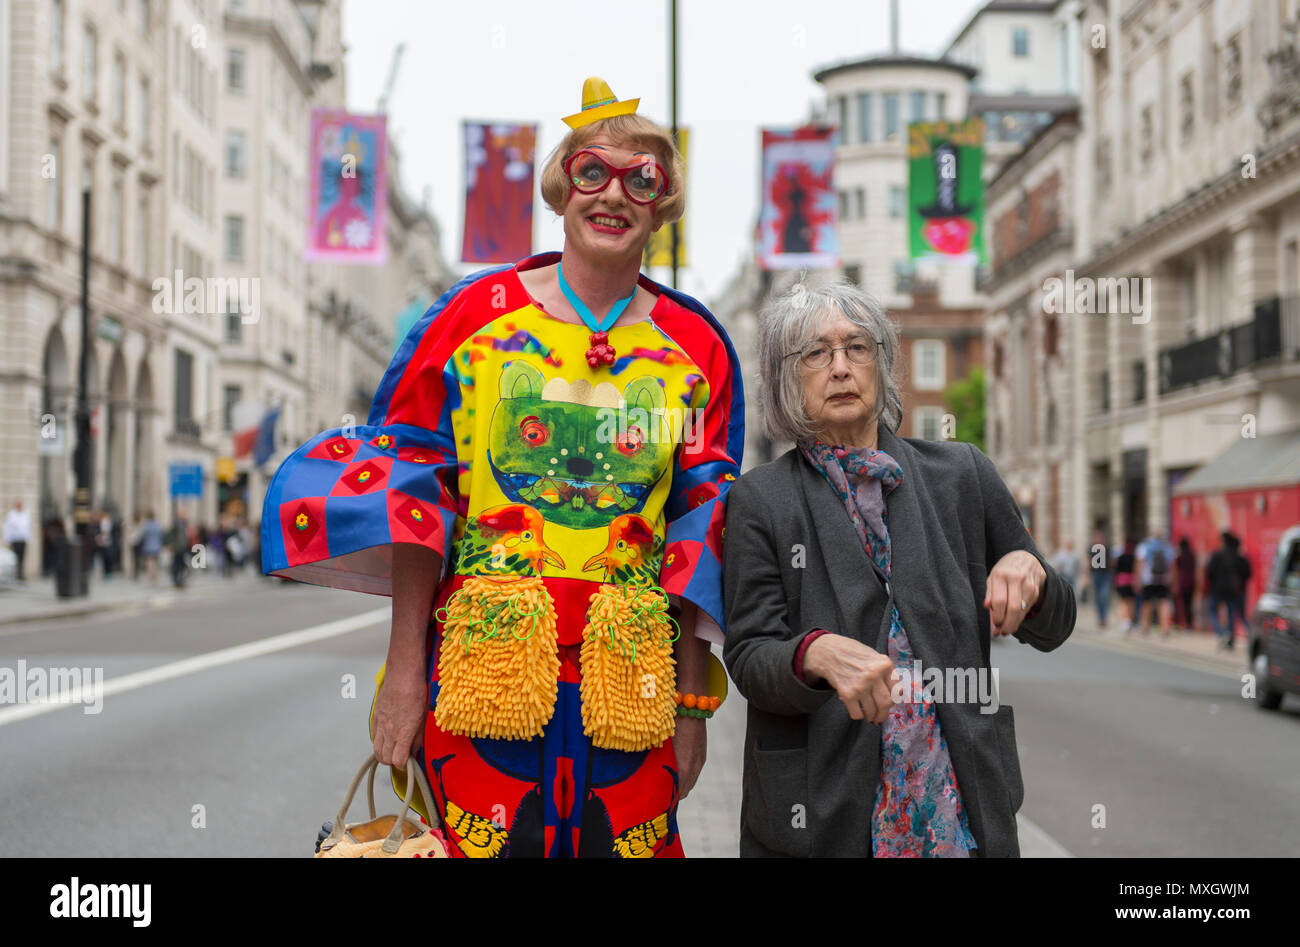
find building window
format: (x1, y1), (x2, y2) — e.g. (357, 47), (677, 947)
(225, 305), (242, 343)
(884, 92), (900, 140)
(915, 406), (944, 441)
(224, 214), (244, 262)
(174, 348), (194, 434)
(1139, 105), (1153, 167)
(47, 137), (63, 229)
(914, 340), (946, 390)
(888, 184), (904, 218)
(844, 263), (861, 285)
(227, 48), (245, 92)
(856, 91), (873, 143)
(893, 260), (914, 294)
(1182, 263), (1197, 339)
(137, 190), (149, 276)
(838, 190), (849, 220)
(138, 77), (150, 145)
(1224, 35), (1241, 109)
(1012, 27), (1029, 58)
(222, 384), (242, 431)
(138, 0), (149, 34)
(835, 95), (849, 141)
(934, 92), (946, 120)
(82, 22), (98, 104)
(109, 176), (123, 265)
(1179, 72), (1194, 141)
(112, 51), (125, 126)
(855, 188), (865, 219)
(225, 129), (246, 178)
(910, 90), (926, 123)
(51, 0), (66, 76)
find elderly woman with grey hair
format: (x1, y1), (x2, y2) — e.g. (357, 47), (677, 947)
(722, 278), (1075, 858)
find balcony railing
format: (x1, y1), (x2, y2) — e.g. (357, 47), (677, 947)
(1157, 296), (1285, 395)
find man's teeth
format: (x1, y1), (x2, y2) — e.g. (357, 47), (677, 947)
(592, 216), (628, 229)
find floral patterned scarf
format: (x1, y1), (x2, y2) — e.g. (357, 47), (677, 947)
(798, 437), (977, 858)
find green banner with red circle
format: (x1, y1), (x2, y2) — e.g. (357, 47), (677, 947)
(908, 119), (986, 265)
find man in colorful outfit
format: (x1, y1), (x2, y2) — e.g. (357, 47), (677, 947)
(263, 79), (743, 857)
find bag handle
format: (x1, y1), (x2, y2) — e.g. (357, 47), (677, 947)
(320, 754), (440, 854)
(381, 756), (440, 854)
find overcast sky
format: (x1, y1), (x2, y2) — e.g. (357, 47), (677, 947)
(341, 0), (987, 305)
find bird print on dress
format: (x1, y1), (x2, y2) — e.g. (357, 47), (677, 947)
(457, 503), (565, 576)
(581, 514), (664, 586)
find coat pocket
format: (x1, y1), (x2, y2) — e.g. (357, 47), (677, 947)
(992, 705), (1024, 813)
(745, 745), (811, 857)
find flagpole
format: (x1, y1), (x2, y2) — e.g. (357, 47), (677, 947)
(669, 0), (679, 291)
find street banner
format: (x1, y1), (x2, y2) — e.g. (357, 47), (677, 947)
(231, 401), (264, 459)
(758, 126), (838, 271)
(907, 118), (986, 264)
(461, 121), (536, 263)
(305, 109), (388, 264)
(254, 406), (281, 468)
(645, 127), (688, 269)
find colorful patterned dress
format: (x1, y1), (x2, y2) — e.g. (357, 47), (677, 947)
(262, 251), (743, 857)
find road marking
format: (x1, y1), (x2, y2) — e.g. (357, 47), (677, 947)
(0, 607), (389, 727)
(1017, 813), (1073, 857)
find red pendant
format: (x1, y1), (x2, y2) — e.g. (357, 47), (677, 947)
(586, 331), (616, 369)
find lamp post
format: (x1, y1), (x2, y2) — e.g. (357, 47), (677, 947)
(69, 187), (94, 596)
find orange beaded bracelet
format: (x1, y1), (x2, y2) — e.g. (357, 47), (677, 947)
(674, 691), (722, 712)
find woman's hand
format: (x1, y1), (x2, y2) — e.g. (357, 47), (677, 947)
(673, 716), (707, 800)
(802, 634), (898, 725)
(372, 658), (427, 767)
(986, 549), (1047, 636)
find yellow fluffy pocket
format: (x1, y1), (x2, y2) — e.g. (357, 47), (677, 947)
(434, 576), (559, 741)
(580, 584), (679, 752)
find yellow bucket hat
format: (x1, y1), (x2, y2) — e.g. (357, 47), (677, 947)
(563, 76), (640, 129)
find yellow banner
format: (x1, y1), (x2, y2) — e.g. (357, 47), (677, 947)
(646, 128), (688, 269)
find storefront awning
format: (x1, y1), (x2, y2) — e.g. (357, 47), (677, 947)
(1173, 427), (1300, 495)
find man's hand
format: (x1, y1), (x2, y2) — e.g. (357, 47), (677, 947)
(802, 634), (898, 725)
(372, 659), (427, 767)
(986, 549), (1047, 636)
(673, 716), (707, 800)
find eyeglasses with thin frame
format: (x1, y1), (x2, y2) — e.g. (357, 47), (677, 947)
(564, 149), (669, 205)
(785, 337), (883, 371)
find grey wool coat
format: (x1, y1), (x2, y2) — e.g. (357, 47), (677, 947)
(721, 426), (1075, 857)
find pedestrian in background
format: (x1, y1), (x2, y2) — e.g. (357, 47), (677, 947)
(1052, 537), (1080, 599)
(1206, 531), (1252, 651)
(1113, 538), (1138, 633)
(3, 499), (31, 582)
(127, 513), (144, 580)
(1174, 536), (1198, 633)
(139, 511), (163, 584)
(169, 512), (189, 588)
(1135, 532), (1176, 637)
(1090, 524), (1111, 630)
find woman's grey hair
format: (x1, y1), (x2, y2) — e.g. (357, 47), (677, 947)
(756, 276), (903, 444)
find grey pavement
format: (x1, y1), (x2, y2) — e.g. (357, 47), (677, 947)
(0, 564), (271, 625)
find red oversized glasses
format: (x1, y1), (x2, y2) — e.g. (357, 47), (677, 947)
(564, 149), (669, 205)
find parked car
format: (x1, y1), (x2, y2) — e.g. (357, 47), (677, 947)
(1249, 525), (1300, 710)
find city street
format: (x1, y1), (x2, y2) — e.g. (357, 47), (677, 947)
(1, 576), (1295, 857)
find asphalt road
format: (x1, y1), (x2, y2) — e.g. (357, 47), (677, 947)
(0, 577), (1296, 857)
